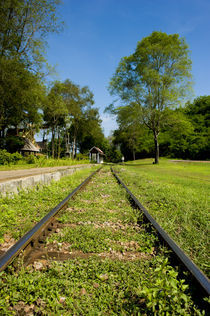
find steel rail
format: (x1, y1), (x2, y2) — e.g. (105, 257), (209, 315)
(0, 166), (102, 272)
(111, 167), (210, 296)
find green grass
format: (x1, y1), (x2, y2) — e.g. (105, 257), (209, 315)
(0, 158), (90, 171)
(115, 158), (210, 275)
(0, 257), (200, 315)
(0, 167), (206, 314)
(0, 166), (97, 243)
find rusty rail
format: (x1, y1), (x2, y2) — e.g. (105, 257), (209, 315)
(0, 167), (102, 272)
(111, 167), (210, 297)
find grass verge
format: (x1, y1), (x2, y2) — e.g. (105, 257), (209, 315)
(0, 166), (97, 245)
(115, 158), (210, 275)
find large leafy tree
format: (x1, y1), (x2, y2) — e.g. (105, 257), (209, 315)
(77, 108), (105, 154)
(61, 80), (95, 158)
(109, 31), (192, 163)
(44, 80), (97, 158)
(184, 96), (210, 159)
(0, 0), (62, 149)
(0, 0), (62, 70)
(112, 103), (152, 160)
(44, 82), (67, 158)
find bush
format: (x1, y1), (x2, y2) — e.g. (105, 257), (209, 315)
(0, 149), (11, 165)
(23, 154), (37, 164)
(0, 149), (23, 165)
(76, 153), (89, 161)
(5, 136), (25, 153)
(11, 152), (23, 163)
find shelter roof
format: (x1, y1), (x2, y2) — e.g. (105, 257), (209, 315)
(21, 138), (40, 152)
(89, 146), (105, 155)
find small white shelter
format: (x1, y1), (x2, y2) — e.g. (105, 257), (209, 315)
(89, 147), (105, 164)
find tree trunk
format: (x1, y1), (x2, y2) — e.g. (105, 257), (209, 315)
(72, 134), (76, 159)
(133, 149), (136, 161)
(58, 129), (61, 159)
(153, 131), (159, 164)
(52, 128), (55, 158)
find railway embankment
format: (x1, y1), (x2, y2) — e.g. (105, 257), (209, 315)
(0, 164), (93, 196)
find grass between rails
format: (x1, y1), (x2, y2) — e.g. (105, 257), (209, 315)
(0, 166), (97, 244)
(115, 158), (210, 275)
(0, 167), (206, 315)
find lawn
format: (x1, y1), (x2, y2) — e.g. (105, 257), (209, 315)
(114, 158), (210, 275)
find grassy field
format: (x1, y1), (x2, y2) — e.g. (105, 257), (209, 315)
(0, 158), (90, 171)
(0, 166), (97, 245)
(115, 158), (210, 275)
(0, 168), (204, 315)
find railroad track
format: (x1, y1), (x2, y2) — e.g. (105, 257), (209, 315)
(0, 166), (209, 315)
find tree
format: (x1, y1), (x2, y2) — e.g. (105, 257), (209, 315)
(61, 80), (94, 158)
(159, 108), (194, 159)
(109, 31), (192, 163)
(43, 79), (97, 158)
(77, 108), (105, 154)
(0, 0), (62, 71)
(111, 103), (152, 160)
(0, 0), (63, 150)
(184, 96), (210, 159)
(0, 58), (45, 140)
(44, 82), (67, 158)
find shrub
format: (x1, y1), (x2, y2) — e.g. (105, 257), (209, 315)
(11, 152), (23, 164)
(0, 149), (23, 165)
(23, 154), (37, 164)
(0, 149), (10, 165)
(76, 153), (88, 161)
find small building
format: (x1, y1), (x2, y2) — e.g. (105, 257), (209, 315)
(20, 138), (40, 156)
(89, 147), (105, 164)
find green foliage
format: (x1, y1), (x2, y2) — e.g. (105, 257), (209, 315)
(0, 0), (63, 148)
(0, 58), (45, 137)
(137, 258), (192, 315)
(115, 159), (210, 274)
(0, 0), (63, 70)
(76, 153), (88, 161)
(77, 108), (105, 154)
(3, 136), (25, 153)
(43, 79), (104, 159)
(23, 154), (37, 164)
(110, 94), (210, 161)
(0, 149), (22, 165)
(184, 96), (210, 159)
(108, 31), (193, 163)
(105, 145), (122, 163)
(158, 96), (210, 160)
(0, 157), (90, 170)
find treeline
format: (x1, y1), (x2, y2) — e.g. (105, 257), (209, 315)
(0, 0), (108, 160)
(112, 95), (210, 161)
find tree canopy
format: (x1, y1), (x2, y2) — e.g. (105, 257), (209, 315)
(108, 31), (193, 163)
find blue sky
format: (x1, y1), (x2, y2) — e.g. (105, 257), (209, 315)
(45, 0), (210, 136)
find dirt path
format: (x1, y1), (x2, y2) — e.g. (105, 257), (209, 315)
(170, 159), (210, 163)
(0, 164), (90, 183)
